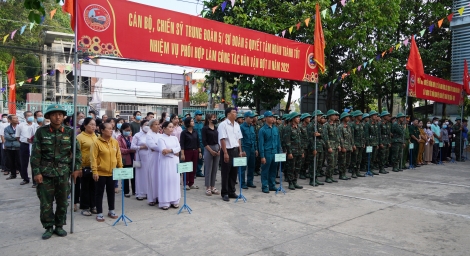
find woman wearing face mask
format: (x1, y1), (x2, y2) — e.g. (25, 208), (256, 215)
(145, 119), (162, 206)
(202, 114), (220, 196)
(113, 118), (125, 139)
(417, 120), (426, 165)
(424, 122), (434, 164)
(130, 119), (150, 200)
(156, 121), (181, 210)
(440, 122), (450, 162)
(170, 114), (182, 140)
(77, 117), (98, 216)
(179, 117), (201, 190)
(117, 123), (136, 198)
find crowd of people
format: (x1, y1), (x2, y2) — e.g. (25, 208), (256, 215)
(0, 104), (468, 239)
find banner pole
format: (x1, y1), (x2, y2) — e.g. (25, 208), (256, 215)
(460, 93), (464, 161)
(313, 82), (318, 185)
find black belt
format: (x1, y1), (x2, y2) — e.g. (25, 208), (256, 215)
(186, 148), (198, 151)
(21, 142), (29, 145)
(227, 148), (237, 151)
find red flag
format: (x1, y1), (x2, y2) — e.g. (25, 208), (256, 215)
(406, 35), (425, 78)
(464, 59), (470, 95)
(6, 58), (16, 114)
(62, 0), (75, 31)
(314, 3), (326, 73)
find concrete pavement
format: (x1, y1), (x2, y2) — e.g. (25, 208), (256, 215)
(0, 162), (469, 256)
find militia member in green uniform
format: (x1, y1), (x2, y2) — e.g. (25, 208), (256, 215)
(364, 110), (380, 175)
(453, 117), (465, 161)
(299, 113), (311, 179)
(283, 112), (304, 190)
(307, 110), (325, 186)
(408, 118), (421, 167)
(337, 112), (354, 180)
(391, 113), (406, 172)
(31, 104), (82, 239)
(360, 113), (370, 172)
(349, 111), (366, 178)
(323, 110), (340, 183)
(252, 113), (262, 176)
(378, 111), (392, 174)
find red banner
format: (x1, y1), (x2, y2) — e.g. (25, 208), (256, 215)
(408, 72), (463, 105)
(76, 0), (318, 82)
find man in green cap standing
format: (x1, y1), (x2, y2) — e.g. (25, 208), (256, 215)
(31, 104), (82, 239)
(453, 117), (464, 161)
(283, 112), (304, 190)
(391, 113), (406, 172)
(378, 111), (392, 174)
(252, 113), (262, 176)
(350, 111), (365, 178)
(299, 113), (311, 179)
(307, 110), (325, 186)
(323, 110), (340, 183)
(360, 113), (370, 173)
(337, 112), (354, 180)
(364, 110), (380, 175)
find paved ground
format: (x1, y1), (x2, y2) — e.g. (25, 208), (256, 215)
(1, 161), (469, 256)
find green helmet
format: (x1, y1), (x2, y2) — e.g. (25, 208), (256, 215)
(44, 104), (67, 119)
(396, 113), (406, 118)
(289, 112), (301, 119)
(300, 113), (312, 120)
(380, 111), (391, 117)
(340, 112), (351, 120)
(312, 110), (324, 116)
(326, 109), (336, 117)
(362, 113), (370, 118)
(352, 110), (363, 117)
(259, 115), (265, 119)
(236, 114), (244, 119)
(369, 110), (378, 116)
(218, 114), (225, 121)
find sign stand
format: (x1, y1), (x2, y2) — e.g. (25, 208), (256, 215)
(408, 143), (415, 169)
(112, 168), (134, 226)
(177, 162), (193, 214)
(451, 142), (456, 163)
(275, 154), (286, 195)
(233, 157), (247, 203)
(365, 146), (373, 177)
(438, 142), (444, 165)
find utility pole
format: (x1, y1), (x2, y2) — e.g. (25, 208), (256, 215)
(208, 77), (214, 109)
(0, 71), (3, 114)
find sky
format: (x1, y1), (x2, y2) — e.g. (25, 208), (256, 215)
(124, 0), (299, 101)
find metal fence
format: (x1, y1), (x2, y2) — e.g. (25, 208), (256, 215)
(2, 101), (89, 116)
(182, 107), (225, 118)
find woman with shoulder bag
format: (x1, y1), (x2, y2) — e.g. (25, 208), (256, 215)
(130, 119), (151, 200)
(77, 117), (98, 216)
(202, 114), (220, 196)
(117, 123), (136, 198)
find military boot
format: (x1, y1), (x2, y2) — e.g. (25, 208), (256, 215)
(371, 170), (379, 175)
(317, 171), (325, 177)
(54, 226), (67, 237)
(288, 182), (295, 190)
(392, 168), (400, 172)
(293, 182), (303, 189)
(331, 176), (338, 182)
(351, 171), (358, 178)
(325, 177), (333, 183)
(315, 179), (324, 185)
(309, 178), (315, 186)
(356, 170), (365, 177)
(42, 227), (54, 240)
(299, 174), (307, 180)
(339, 175), (348, 180)
(379, 169), (387, 174)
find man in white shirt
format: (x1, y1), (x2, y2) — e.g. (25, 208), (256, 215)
(218, 107), (244, 202)
(15, 111), (35, 186)
(0, 113), (9, 173)
(33, 111), (44, 132)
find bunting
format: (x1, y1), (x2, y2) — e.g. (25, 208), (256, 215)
(2, 9), (60, 44)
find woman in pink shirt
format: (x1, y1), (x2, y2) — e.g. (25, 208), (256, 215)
(170, 114), (182, 141)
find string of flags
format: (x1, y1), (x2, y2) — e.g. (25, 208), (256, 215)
(292, 5), (468, 104)
(2, 9), (58, 44)
(4, 64), (74, 92)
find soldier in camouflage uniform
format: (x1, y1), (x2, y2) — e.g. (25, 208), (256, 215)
(307, 110), (325, 186)
(364, 110), (381, 175)
(299, 113), (311, 179)
(349, 110), (366, 178)
(360, 113), (370, 172)
(378, 111), (392, 174)
(31, 104), (82, 240)
(453, 117), (465, 161)
(322, 110), (340, 183)
(391, 113), (406, 172)
(283, 112), (304, 190)
(337, 112), (354, 180)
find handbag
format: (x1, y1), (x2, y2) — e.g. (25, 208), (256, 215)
(82, 167), (92, 177)
(133, 150), (141, 168)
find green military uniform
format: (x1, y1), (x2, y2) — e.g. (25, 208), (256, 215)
(299, 113), (311, 179)
(402, 123), (410, 168)
(349, 111), (365, 178)
(322, 110), (340, 183)
(391, 113), (406, 172)
(337, 112), (354, 180)
(253, 114), (262, 176)
(408, 122), (420, 166)
(283, 112), (304, 189)
(31, 104), (82, 239)
(360, 113), (370, 172)
(378, 111), (391, 174)
(453, 118), (464, 161)
(307, 110), (325, 186)
(364, 111), (380, 175)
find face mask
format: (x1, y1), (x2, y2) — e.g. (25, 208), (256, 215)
(2, 118), (7, 123)
(27, 117), (34, 122)
(445, 122), (449, 125)
(78, 118), (84, 125)
(117, 123), (122, 129)
(37, 117), (44, 123)
(427, 124), (431, 127)
(211, 120), (218, 125)
(136, 116), (142, 121)
(165, 116), (170, 122)
(443, 125), (447, 129)
(45, 122), (50, 126)
(123, 131), (131, 136)
(434, 121), (438, 125)
(87, 115), (93, 118)
(142, 126), (150, 133)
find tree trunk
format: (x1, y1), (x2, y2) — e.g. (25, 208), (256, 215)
(442, 103), (447, 118)
(285, 80), (293, 113)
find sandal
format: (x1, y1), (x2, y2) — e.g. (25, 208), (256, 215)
(81, 210), (92, 216)
(211, 188), (220, 195)
(96, 215), (105, 222)
(162, 206), (169, 210)
(171, 204), (179, 208)
(148, 202), (156, 206)
(108, 212), (118, 219)
(3, 171), (8, 175)
(115, 188), (119, 194)
(136, 197), (144, 201)
(124, 194), (131, 198)
(74, 204), (78, 212)
(189, 185), (199, 189)
(205, 189), (212, 196)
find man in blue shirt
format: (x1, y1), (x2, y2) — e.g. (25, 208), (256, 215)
(431, 117), (441, 164)
(240, 111), (257, 189)
(258, 111), (282, 193)
(194, 110), (205, 177)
